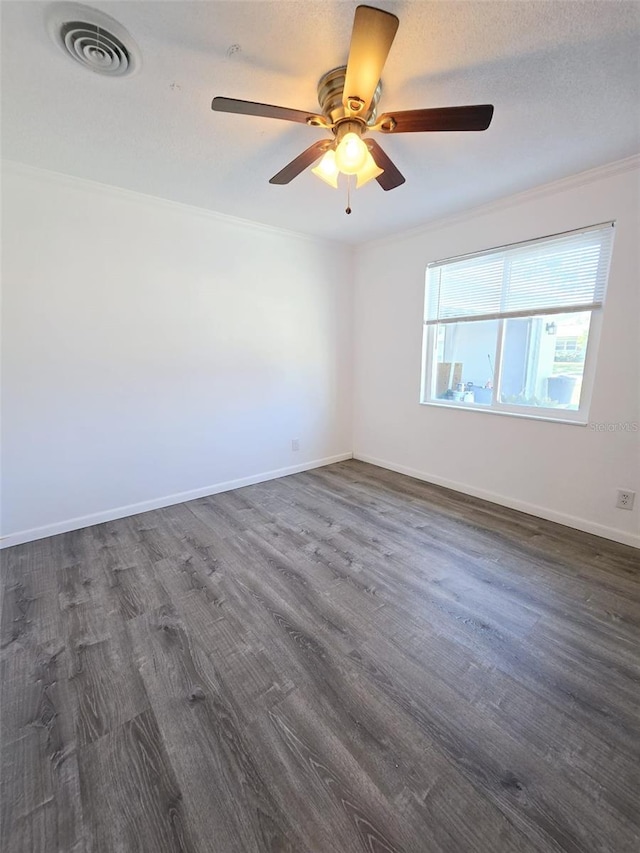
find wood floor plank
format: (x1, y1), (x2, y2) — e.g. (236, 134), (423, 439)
(1, 459), (638, 853)
(151, 551), (228, 609)
(472, 664), (640, 829)
(249, 689), (412, 853)
(78, 708), (195, 853)
(1, 544), (60, 650)
(346, 640), (639, 853)
(104, 557), (171, 621)
(127, 603), (304, 852)
(174, 591), (296, 720)
(1, 640), (85, 853)
(70, 632), (150, 747)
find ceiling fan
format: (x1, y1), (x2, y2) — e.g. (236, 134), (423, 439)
(212, 5), (494, 198)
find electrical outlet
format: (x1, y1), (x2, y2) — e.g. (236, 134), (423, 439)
(291, 438), (300, 452)
(616, 489), (635, 510)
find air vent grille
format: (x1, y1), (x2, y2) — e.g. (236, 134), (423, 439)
(46, 4), (140, 77)
(60, 21), (130, 75)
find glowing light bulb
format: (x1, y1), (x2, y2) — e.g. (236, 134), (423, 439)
(355, 149), (384, 188)
(311, 150), (339, 188)
(335, 132), (368, 175)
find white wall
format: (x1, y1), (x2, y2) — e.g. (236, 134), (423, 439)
(352, 159), (640, 548)
(1, 163), (353, 545)
(3, 158), (638, 550)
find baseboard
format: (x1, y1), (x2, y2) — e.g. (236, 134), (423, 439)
(0, 452), (353, 550)
(354, 453), (640, 550)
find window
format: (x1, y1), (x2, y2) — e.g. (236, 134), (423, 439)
(421, 223), (614, 423)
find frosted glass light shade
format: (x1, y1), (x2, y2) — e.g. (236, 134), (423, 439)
(356, 150), (384, 188)
(334, 132), (368, 175)
(311, 150), (339, 188)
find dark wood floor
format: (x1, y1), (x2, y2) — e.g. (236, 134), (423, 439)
(1, 460), (639, 853)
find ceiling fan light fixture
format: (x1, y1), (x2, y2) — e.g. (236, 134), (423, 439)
(311, 149), (339, 188)
(355, 149), (384, 188)
(212, 6), (494, 198)
(334, 131), (368, 175)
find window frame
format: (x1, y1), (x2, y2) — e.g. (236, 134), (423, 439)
(419, 223), (614, 425)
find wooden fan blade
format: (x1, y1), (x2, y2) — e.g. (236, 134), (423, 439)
(343, 6), (399, 116)
(269, 140), (333, 185)
(366, 139), (405, 191)
(212, 97), (327, 127)
(376, 104), (494, 133)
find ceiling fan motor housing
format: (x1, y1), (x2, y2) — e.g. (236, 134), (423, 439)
(317, 66), (381, 127)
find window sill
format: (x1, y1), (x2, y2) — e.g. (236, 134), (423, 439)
(420, 399), (588, 426)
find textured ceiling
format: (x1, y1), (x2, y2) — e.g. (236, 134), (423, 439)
(2, 0), (640, 243)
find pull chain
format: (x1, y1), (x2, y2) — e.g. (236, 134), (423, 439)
(345, 175), (352, 215)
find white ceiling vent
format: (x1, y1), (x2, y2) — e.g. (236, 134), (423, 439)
(46, 3), (140, 77)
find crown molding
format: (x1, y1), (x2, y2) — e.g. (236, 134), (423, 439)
(1, 158), (350, 251)
(356, 154), (640, 251)
(3, 154), (638, 252)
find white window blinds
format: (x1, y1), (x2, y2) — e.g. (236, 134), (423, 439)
(425, 222), (614, 325)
